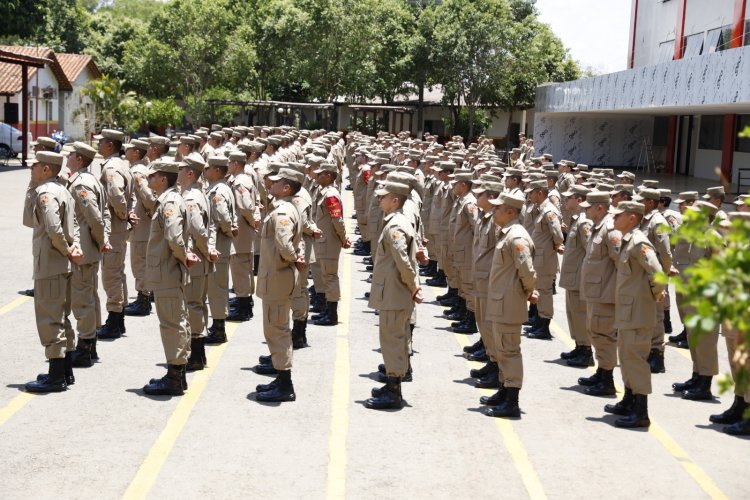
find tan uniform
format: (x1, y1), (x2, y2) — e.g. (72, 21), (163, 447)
(182, 185), (215, 339)
(354, 165), (371, 241)
(146, 187), (190, 365)
(99, 155), (133, 313)
(130, 160), (156, 295)
(368, 211), (419, 378)
(365, 179), (385, 258)
(206, 180), (236, 320)
(615, 229), (666, 395)
(580, 216), (621, 370)
(449, 192), (479, 306)
(639, 210), (672, 352)
(291, 187), (318, 321)
(32, 179), (79, 358)
(436, 183), (457, 285)
(229, 173), (260, 298)
(421, 176), (437, 257)
(559, 212), (593, 347)
(257, 197), (303, 370)
(486, 219), (536, 389)
(473, 211), (500, 360)
(313, 185), (347, 302)
(68, 168), (109, 340)
(531, 198), (563, 319)
(557, 172), (576, 229)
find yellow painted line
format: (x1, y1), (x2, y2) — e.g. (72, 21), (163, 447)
(0, 393), (35, 427)
(122, 322), (240, 500)
(550, 320), (728, 500)
(325, 186), (354, 500)
(424, 285), (547, 500)
(0, 295), (31, 316)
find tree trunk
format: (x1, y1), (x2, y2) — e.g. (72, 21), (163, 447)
(417, 82), (424, 139)
(468, 105), (475, 145)
(506, 106), (515, 153)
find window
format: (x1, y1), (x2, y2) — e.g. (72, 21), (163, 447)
(653, 116), (670, 147)
(706, 25), (732, 53)
(735, 115), (750, 153)
(744, 20), (750, 46)
(698, 115), (724, 150)
(682, 33), (704, 58)
(657, 40), (675, 63)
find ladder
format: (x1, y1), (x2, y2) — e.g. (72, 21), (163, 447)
(636, 137), (656, 173)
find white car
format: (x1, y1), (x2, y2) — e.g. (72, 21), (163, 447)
(0, 122), (32, 158)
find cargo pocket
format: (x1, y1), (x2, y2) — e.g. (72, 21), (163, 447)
(584, 274), (602, 298)
(617, 295), (634, 322)
(487, 292), (504, 321)
(256, 270), (268, 295)
(147, 255), (161, 281)
(370, 273), (385, 303)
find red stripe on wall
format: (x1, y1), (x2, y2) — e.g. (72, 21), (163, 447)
(629, 0), (639, 69)
(673, 0), (688, 59)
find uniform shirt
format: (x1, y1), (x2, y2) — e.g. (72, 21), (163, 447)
(256, 196), (303, 301)
(182, 184), (215, 278)
(130, 160), (157, 243)
(229, 172), (260, 255)
(580, 215), (621, 304)
(99, 155), (133, 241)
(314, 184), (347, 258)
(206, 179), (236, 264)
(639, 210), (672, 272)
(32, 178), (80, 279)
(449, 192), (479, 271)
(531, 197), (564, 275)
(291, 187), (318, 264)
(614, 229), (666, 330)
(559, 212), (593, 291)
(145, 186), (188, 291)
(367, 210), (419, 311)
(472, 210), (499, 296)
(68, 167), (110, 266)
(486, 218), (536, 325)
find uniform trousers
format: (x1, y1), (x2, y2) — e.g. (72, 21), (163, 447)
(130, 240), (149, 293)
(475, 296), (496, 362)
(380, 308), (412, 377)
(34, 272), (74, 359)
(154, 287), (190, 365)
(459, 269), (475, 312)
(310, 261), (324, 294)
(102, 235), (128, 313)
(71, 262), (101, 340)
(263, 299), (293, 371)
(184, 274), (209, 338)
(618, 327), (652, 395)
(230, 252), (255, 297)
(291, 263), (310, 321)
(724, 328), (750, 402)
(491, 323), (523, 389)
(536, 273), (556, 319)
(586, 302), (617, 370)
(652, 305), (665, 352)
(207, 260), (229, 319)
(565, 289), (590, 346)
(318, 256), (341, 302)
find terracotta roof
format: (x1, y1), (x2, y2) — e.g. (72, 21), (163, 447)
(56, 53), (101, 83)
(0, 46), (72, 95)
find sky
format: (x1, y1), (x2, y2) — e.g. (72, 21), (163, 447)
(535, 0), (632, 75)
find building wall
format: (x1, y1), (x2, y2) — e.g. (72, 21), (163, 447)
(0, 66), (60, 139)
(62, 69), (96, 140)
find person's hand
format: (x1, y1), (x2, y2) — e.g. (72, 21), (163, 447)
(668, 265), (679, 277)
(528, 290), (539, 304)
(253, 219), (261, 231)
(128, 211), (139, 226)
(207, 248), (220, 263)
(185, 252), (200, 268)
(68, 247), (83, 265)
(561, 222), (568, 232)
(416, 246), (429, 266)
(656, 290), (667, 303)
(556, 244), (565, 254)
(343, 238), (352, 249)
(231, 226), (239, 238)
(295, 254), (305, 271)
(100, 241), (112, 253)
(412, 287), (424, 304)
(313, 229), (323, 239)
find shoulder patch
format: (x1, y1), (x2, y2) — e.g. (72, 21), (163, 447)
(165, 208), (174, 217)
(278, 217), (291, 227)
(39, 194), (49, 205)
(515, 243), (526, 252)
(212, 196), (221, 203)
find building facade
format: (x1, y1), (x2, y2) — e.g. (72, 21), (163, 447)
(534, 0), (750, 184)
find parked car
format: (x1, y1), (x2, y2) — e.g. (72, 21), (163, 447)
(0, 122), (32, 158)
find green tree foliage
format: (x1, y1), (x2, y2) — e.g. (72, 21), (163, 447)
(141, 98), (185, 130)
(79, 75), (140, 132)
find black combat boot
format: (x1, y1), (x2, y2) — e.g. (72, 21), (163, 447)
(123, 292), (152, 316)
(97, 311), (124, 339)
(445, 298), (466, 321)
(365, 376), (403, 410)
(27, 357), (68, 393)
(256, 369), (296, 402)
(663, 310), (673, 334)
(523, 303), (539, 327)
(668, 327), (687, 345)
(227, 297), (253, 321)
(143, 364), (184, 396)
(71, 337), (97, 368)
(186, 337), (207, 372)
(310, 293), (326, 313)
(466, 345), (489, 362)
(253, 359), (278, 375)
(470, 360), (497, 379)
(723, 418), (750, 436)
(710, 396), (750, 424)
(205, 319), (227, 344)
(567, 346), (594, 367)
(614, 394), (650, 428)
(672, 372), (698, 392)
(480, 385), (506, 406)
(315, 302), (338, 326)
(486, 387), (521, 418)
(426, 269), (447, 287)
(604, 387), (634, 416)
(647, 348), (665, 373)
(585, 368), (616, 396)
(561, 344), (583, 360)
(453, 310), (478, 334)
(682, 375), (713, 401)
(258, 354), (272, 365)
(353, 240), (371, 256)
(526, 317), (552, 340)
(578, 367), (602, 387)
(292, 319), (309, 349)
(463, 338), (484, 354)
(436, 286), (456, 303)
(475, 367), (500, 389)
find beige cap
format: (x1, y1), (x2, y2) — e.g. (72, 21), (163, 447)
(451, 171), (474, 183)
(313, 162), (337, 174)
(728, 211), (750, 221)
(374, 181), (411, 197)
(269, 167), (305, 184)
(149, 135), (170, 146)
(702, 186), (725, 199)
(130, 139), (150, 152)
(579, 190), (611, 208)
(207, 156), (229, 168)
(613, 184), (634, 195)
(182, 153), (206, 172)
(689, 200), (719, 216)
(561, 185), (591, 198)
(524, 179), (548, 193)
(611, 200), (645, 215)
(179, 135), (198, 145)
(228, 151), (247, 163)
(732, 194), (750, 206)
(94, 129), (125, 142)
(472, 181), (503, 194)
(32, 137), (57, 149)
(617, 171), (636, 180)
(489, 192), (525, 210)
(71, 141), (97, 160)
(674, 191), (699, 204)
(634, 188), (661, 201)
(31, 151), (64, 166)
(149, 159), (179, 174)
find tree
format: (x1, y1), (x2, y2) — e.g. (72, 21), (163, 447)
(86, 12), (146, 82)
(79, 75), (141, 132)
(141, 97), (185, 131)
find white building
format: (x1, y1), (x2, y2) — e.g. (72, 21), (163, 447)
(534, 0), (750, 185)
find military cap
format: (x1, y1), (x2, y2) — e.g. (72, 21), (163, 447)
(424, 155), (440, 162)
(595, 183), (614, 192)
(613, 184), (634, 195)
(255, 137), (269, 147)
(179, 135), (198, 145)
(451, 171), (474, 183)
(268, 135), (284, 146)
(209, 132), (224, 141)
(561, 184), (590, 198)
(472, 181), (504, 194)
(601, 169), (615, 177)
(544, 170), (560, 178)
(261, 126), (271, 134)
(149, 159), (179, 174)
(286, 162), (306, 174)
(575, 164), (589, 171)
(31, 151), (64, 166)
(541, 162), (555, 170)
(633, 188), (661, 201)
(689, 200), (719, 216)
(182, 153), (206, 172)
(61, 144), (75, 155)
(728, 211), (750, 221)
(579, 190), (611, 208)
(478, 173), (503, 183)
(269, 167), (305, 184)
(313, 162), (337, 174)
(617, 170), (636, 180)
(194, 130), (208, 139)
(94, 129), (125, 142)
(611, 200), (645, 215)
(511, 148), (522, 154)
(228, 151), (247, 163)
(558, 159), (576, 168)
(732, 194), (750, 206)
(658, 189), (672, 198)
(207, 156), (229, 168)
(267, 161), (286, 174)
(375, 164), (396, 176)
(542, 153), (553, 160)
(375, 181), (411, 197)
(210, 124), (222, 132)
(395, 165), (416, 174)
(702, 186), (725, 199)
(434, 161), (456, 172)
(489, 192), (525, 209)
(32, 136), (58, 149)
(71, 141), (97, 160)
(387, 171), (417, 188)
(524, 180), (548, 193)
(674, 191), (699, 204)
(505, 167), (524, 178)
(638, 179), (659, 190)
(222, 127), (233, 135)
(149, 135), (170, 146)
